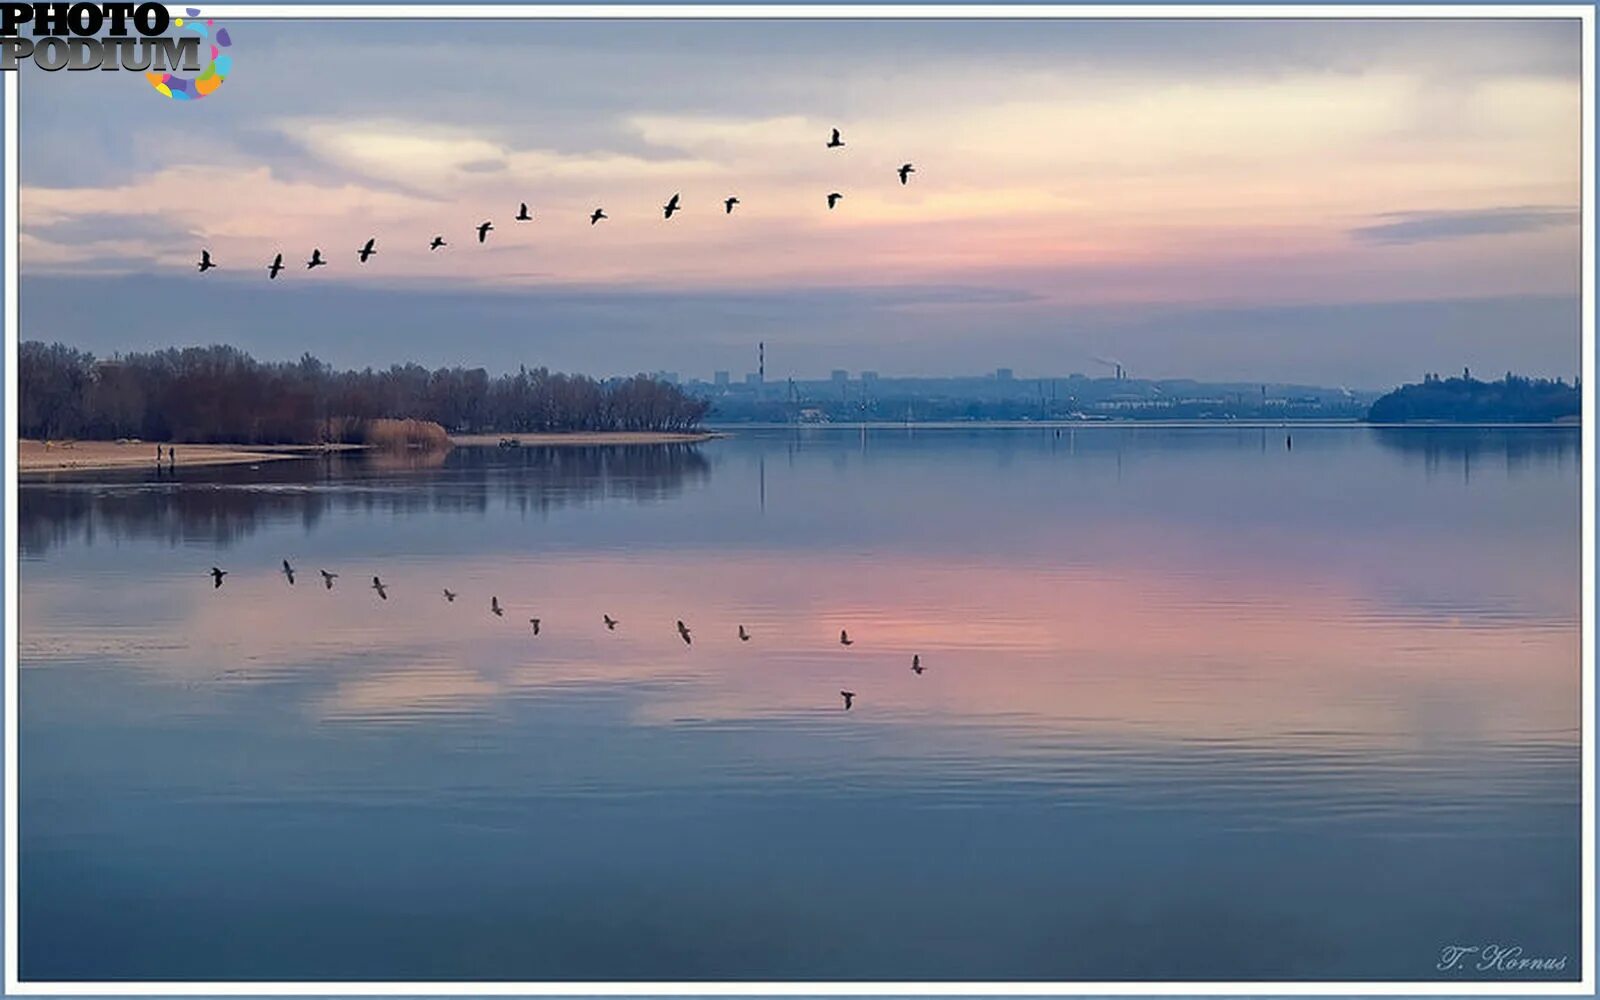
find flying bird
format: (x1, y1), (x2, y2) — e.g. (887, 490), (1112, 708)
(281, 559), (296, 585)
(209, 566), (227, 589)
(724, 197), (739, 214)
(738, 624), (751, 642)
(442, 588), (457, 602)
(491, 596), (504, 617)
(357, 238), (377, 263)
(429, 235), (446, 250)
(476, 221), (493, 243)
(306, 248), (326, 269)
(590, 208), (607, 225)
(898, 163), (915, 185)
(516, 202), (532, 221)
(196, 249), (216, 272)
(267, 253), (283, 279)
(912, 654), (924, 674)
(827, 127), (844, 148)
(529, 618), (541, 635)
(319, 569), (337, 590)
(371, 575), (388, 600)
(839, 629), (853, 646)
(676, 620), (692, 645)
(603, 614), (619, 631)
(840, 690), (856, 710)
(827, 192), (843, 210)
(663, 193), (681, 220)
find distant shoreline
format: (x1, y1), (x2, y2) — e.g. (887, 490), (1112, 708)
(19, 440), (361, 476)
(449, 431), (722, 446)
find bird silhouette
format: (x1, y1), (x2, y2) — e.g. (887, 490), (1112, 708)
(590, 208), (607, 225)
(209, 566), (227, 589)
(358, 238), (377, 263)
(840, 629), (853, 646)
(529, 618), (541, 635)
(371, 576), (388, 600)
(827, 127), (845, 148)
(429, 235), (446, 250)
(320, 569), (337, 590)
(738, 624), (751, 642)
(603, 614), (619, 631)
(912, 654), (924, 674)
(663, 193), (681, 220)
(281, 559), (296, 585)
(840, 690), (856, 710)
(491, 596), (504, 617)
(197, 249), (216, 272)
(827, 192), (843, 210)
(516, 202), (532, 221)
(724, 196), (739, 214)
(306, 248), (326, 269)
(677, 620), (692, 645)
(898, 163), (915, 184)
(443, 589), (457, 602)
(267, 253), (283, 279)
(476, 221), (493, 243)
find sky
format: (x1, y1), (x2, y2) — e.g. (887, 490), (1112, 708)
(17, 16), (1585, 388)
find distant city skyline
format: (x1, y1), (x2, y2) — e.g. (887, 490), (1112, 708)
(20, 17), (1583, 386)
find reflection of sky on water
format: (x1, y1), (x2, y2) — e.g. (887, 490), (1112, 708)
(18, 426), (1581, 981)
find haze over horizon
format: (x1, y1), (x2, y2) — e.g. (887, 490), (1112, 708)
(20, 17), (1583, 387)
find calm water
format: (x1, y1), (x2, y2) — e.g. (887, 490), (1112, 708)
(18, 426), (1582, 982)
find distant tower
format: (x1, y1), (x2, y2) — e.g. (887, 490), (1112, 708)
(759, 342), (765, 384)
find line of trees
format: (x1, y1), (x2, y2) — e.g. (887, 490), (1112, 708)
(1367, 372), (1580, 424)
(20, 342), (711, 444)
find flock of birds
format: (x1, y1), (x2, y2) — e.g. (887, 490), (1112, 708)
(194, 128), (915, 276)
(210, 558), (924, 710)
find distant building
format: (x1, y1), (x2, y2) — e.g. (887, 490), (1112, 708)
(831, 369), (849, 385)
(744, 372), (761, 385)
(996, 368), (1014, 381)
(714, 370), (730, 387)
(861, 370), (880, 384)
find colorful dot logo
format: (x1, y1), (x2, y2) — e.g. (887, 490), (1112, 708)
(147, 8), (231, 100)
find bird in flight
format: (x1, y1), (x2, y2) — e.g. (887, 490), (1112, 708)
(491, 596), (504, 617)
(839, 629), (854, 646)
(677, 620), (692, 645)
(371, 576), (388, 600)
(306, 248), (326, 269)
(590, 208), (607, 225)
(603, 614), (619, 631)
(267, 253), (283, 279)
(516, 202), (532, 221)
(898, 163), (915, 185)
(281, 559), (296, 585)
(827, 192), (843, 210)
(357, 238), (377, 263)
(724, 197), (739, 215)
(529, 618), (541, 635)
(429, 235), (446, 251)
(827, 127), (845, 148)
(196, 249), (216, 273)
(738, 624), (751, 642)
(320, 569), (337, 590)
(912, 654), (924, 674)
(476, 221), (493, 243)
(663, 193), (681, 220)
(442, 588), (457, 602)
(840, 690), (856, 710)
(209, 566), (227, 589)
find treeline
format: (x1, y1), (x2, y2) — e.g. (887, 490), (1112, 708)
(1367, 372), (1580, 424)
(20, 342), (711, 444)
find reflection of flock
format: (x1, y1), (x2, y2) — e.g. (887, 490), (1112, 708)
(193, 127), (916, 278)
(209, 556), (916, 710)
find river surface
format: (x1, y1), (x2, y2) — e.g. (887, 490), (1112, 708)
(17, 425), (1583, 981)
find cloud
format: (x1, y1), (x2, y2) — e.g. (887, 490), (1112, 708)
(1350, 206), (1580, 245)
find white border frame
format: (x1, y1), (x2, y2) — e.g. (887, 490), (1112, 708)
(3, 4), (1595, 995)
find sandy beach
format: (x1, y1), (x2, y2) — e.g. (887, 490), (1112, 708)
(19, 440), (348, 475)
(449, 431), (721, 446)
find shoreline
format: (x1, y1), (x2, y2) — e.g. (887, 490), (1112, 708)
(449, 431), (722, 446)
(19, 440), (360, 476)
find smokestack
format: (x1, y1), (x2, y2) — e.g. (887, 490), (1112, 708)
(759, 342), (765, 383)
